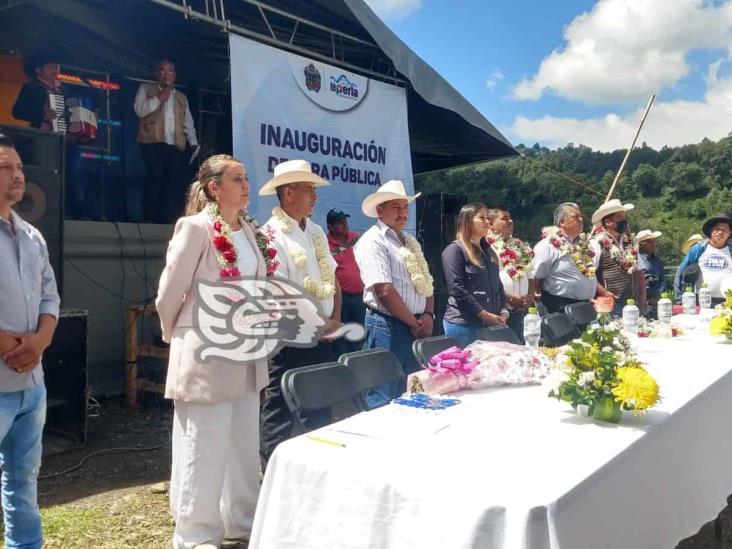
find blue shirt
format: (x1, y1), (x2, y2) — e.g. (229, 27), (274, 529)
(637, 252), (666, 298)
(0, 210), (60, 392)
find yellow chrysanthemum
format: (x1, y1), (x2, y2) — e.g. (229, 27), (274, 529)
(710, 316), (729, 336)
(612, 367), (660, 413)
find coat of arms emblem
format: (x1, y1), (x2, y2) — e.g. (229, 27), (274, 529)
(304, 63), (321, 92)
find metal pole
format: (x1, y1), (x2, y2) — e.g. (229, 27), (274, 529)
(605, 93), (656, 202)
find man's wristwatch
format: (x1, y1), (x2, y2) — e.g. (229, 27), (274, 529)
(421, 311), (435, 320)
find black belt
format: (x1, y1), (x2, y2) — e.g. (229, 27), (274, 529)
(367, 307), (424, 319)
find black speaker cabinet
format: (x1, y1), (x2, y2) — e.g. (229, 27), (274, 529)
(43, 310), (88, 455)
(0, 125), (64, 297)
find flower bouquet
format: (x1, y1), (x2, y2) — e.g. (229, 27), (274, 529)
(407, 342), (550, 394)
(709, 290), (732, 340)
(545, 324), (661, 422)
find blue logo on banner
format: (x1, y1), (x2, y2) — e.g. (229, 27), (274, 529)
(329, 74), (359, 99)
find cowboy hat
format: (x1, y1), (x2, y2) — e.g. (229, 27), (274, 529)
(591, 199), (635, 226)
(681, 233), (704, 255)
(702, 212), (732, 238)
(258, 159), (328, 196)
(635, 229), (662, 243)
(362, 180), (421, 218)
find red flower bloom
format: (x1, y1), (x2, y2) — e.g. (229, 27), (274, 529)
(509, 268), (517, 278)
(631, 249), (638, 256)
(486, 237), (495, 245)
(552, 240), (561, 248)
(588, 250), (596, 257)
(223, 250), (236, 263)
(267, 247), (278, 259)
(213, 235), (231, 251)
(213, 221), (222, 232)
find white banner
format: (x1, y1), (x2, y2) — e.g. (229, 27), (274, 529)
(230, 34), (415, 233)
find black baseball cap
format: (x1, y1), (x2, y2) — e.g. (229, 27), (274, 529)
(327, 208), (349, 225)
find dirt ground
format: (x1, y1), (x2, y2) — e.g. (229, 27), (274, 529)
(0, 395), (729, 548)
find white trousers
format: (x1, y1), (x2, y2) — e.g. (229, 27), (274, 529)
(170, 392), (260, 549)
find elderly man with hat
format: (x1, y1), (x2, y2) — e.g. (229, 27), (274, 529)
(258, 159), (342, 460)
(675, 213), (732, 303)
(354, 180), (434, 402)
(590, 199), (645, 315)
(326, 208), (364, 353)
(636, 230), (666, 317)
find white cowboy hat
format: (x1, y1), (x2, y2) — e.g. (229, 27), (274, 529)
(635, 229), (662, 243)
(681, 233), (704, 255)
(362, 179), (421, 218)
(259, 159), (328, 196)
(591, 199), (635, 226)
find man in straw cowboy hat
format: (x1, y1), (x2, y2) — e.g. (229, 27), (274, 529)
(590, 198), (646, 315)
(258, 159), (342, 460)
(675, 212), (732, 303)
(354, 180), (434, 405)
(635, 230), (666, 317)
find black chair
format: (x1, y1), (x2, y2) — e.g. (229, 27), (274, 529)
(476, 325), (521, 345)
(338, 349), (405, 408)
(564, 302), (597, 332)
(541, 313), (578, 347)
(412, 335), (459, 368)
(281, 362), (367, 435)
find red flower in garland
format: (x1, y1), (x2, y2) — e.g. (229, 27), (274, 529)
(213, 220), (222, 232)
(552, 240), (561, 248)
(213, 235), (230, 251)
(267, 247), (278, 259)
(508, 268), (517, 278)
(222, 250), (236, 263)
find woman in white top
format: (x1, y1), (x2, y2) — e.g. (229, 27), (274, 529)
(156, 154), (269, 549)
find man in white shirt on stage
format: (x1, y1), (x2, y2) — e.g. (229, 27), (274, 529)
(354, 180), (434, 406)
(134, 59), (199, 223)
(258, 159), (342, 460)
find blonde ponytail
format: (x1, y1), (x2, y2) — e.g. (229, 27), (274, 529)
(184, 180), (208, 215)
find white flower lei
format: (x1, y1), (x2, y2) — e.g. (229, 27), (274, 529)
(272, 207), (293, 233)
(302, 235), (336, 299)
(592, 227), (638, 274)
(398, 235), (434, 297)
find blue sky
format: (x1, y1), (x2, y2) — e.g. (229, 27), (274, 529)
(366, 0), (732, 151)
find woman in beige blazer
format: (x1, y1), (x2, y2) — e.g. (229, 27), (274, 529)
(156, 154), (268, 549)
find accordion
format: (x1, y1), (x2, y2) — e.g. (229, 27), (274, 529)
(48, 92), (98, 143)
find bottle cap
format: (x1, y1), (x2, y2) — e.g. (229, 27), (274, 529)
(528, 306), (537, 314)
(626, 299), (635, 305)
(685, 287), (693, 292)
(661, 292), (669, 298)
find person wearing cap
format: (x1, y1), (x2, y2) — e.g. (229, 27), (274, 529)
(636, 230), (666, 317)
(590, 199), (645, 315)
(354, 180), (434, 402)
(12, 52), (64, 131)
(326, 208), (364, 352)
(530, 203), (607, 314)
(134, 59), (199, 224)
(258, 159), (342, 460)
(674, 213), (732, 302)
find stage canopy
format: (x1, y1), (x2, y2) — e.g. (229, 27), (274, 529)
(1, 0), (517, 173)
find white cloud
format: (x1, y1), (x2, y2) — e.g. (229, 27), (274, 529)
(365, 0), (422, 21)
(485, 69), (504, 90)
(509, 64), (732, 150)
(513, 0), (732, 104)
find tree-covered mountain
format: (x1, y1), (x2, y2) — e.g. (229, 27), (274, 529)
(415, 138), (732, 267)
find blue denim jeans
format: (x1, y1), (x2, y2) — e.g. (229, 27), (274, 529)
(442, 321), (480, 348)
(363, 309), (417, 409)
(0, 384), (46, 549)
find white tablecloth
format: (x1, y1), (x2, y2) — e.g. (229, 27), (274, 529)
(250, 326), (732, 549)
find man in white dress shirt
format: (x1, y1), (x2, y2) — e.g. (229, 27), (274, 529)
(354, 180), (434, 405)
(258, 159), (342, 460)
(134, 59), (199, 223)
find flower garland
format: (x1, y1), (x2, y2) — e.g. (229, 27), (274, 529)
(207, 203), (279, 278)
(302, 235), (336, 299)
(543, 226), (596, 278)
(486, 230), (534, 280)
(272, 207), (293, 233)
(592, 226), (638, 274)
(399, 235), (434, 297)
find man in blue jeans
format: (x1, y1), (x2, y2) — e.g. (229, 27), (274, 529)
(0, 132), (60, 549)
(354, 180), (434, 407)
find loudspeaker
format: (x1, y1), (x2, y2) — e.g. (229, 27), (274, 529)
(416, 193), (467, 333)
(43, 309), (88, 455)
(0, 125), (64, 295)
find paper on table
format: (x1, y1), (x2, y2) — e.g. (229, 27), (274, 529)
(327, 405), (450, 440)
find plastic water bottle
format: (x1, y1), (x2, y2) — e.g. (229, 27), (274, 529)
(523, 307), (541, 348)
(622, 299), (640, 335)
(657, 292), (673, 324)
(699, 283), (712, 309)
(682, 287), (696, 315)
